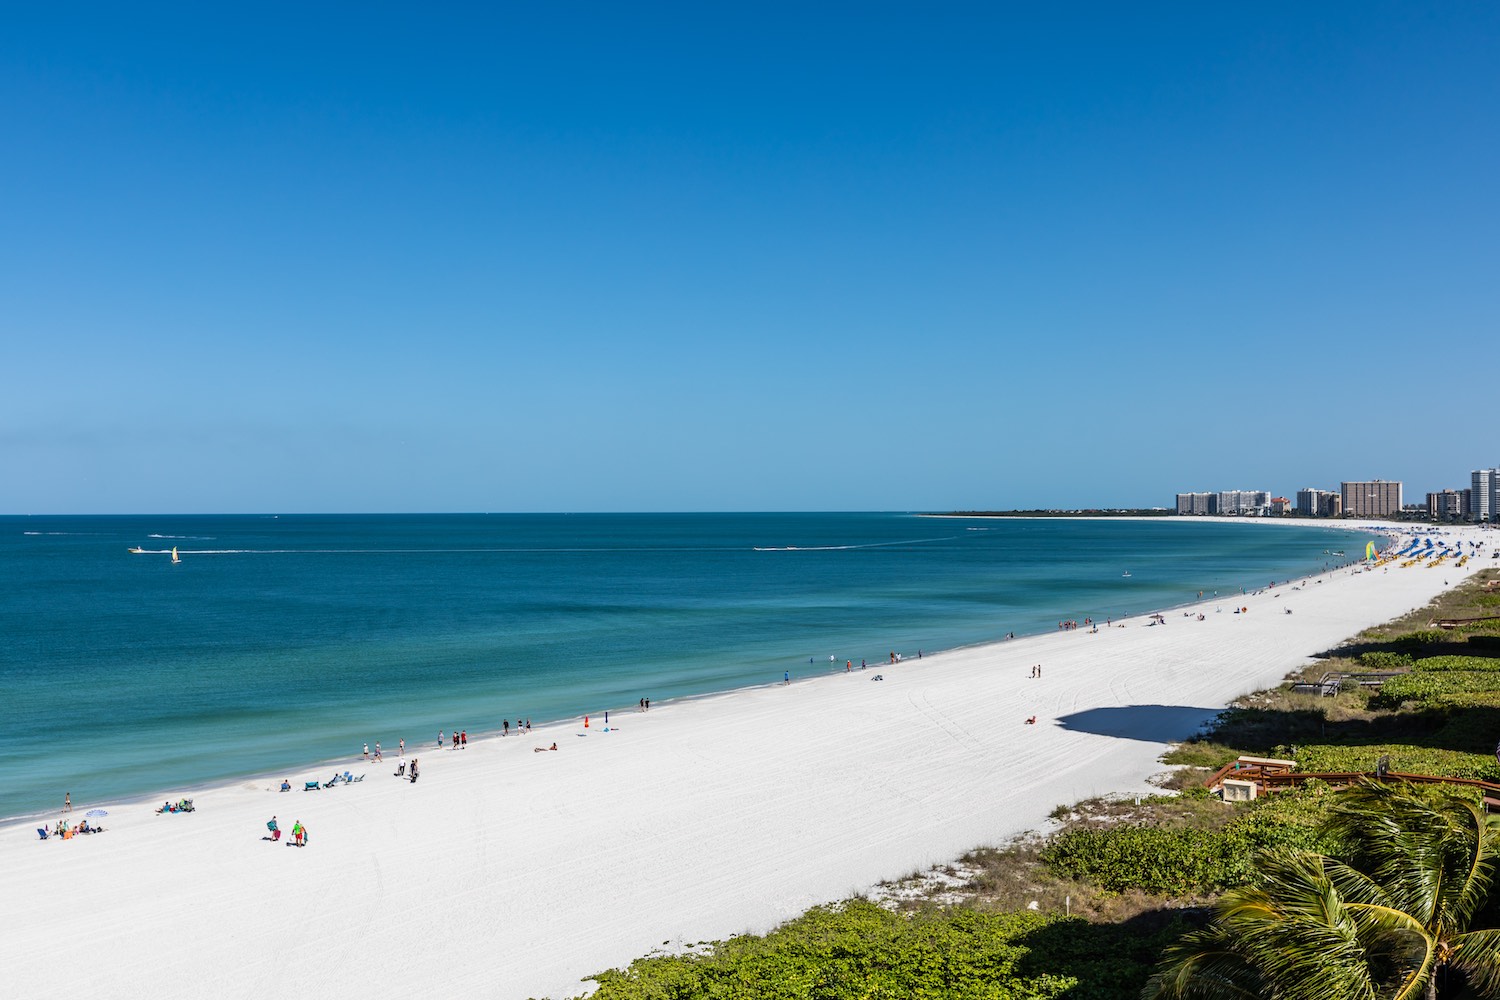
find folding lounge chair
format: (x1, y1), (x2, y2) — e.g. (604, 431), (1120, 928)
(37, 828), (49, 840)
(303, 781), (320, 791)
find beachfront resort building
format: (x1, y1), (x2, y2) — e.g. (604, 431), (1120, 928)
(1341, 480), (1403, 519)
(1176, 492), (1216, 515)
(1175, 490), (1271, 516)
(1426, 490), (1470, 521)
(1296, 488), (1342, 517)
(1473, 467), (1500, 522)
(1222, 490), (1270, 515)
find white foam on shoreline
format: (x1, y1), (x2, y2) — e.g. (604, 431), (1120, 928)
(2, 520), (1491, 999)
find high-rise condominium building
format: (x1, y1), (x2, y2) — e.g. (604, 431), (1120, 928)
(1217, 490), (1271, 515)
(1473, 468), (1500, 523)
(1427, 490), (1468, 520)
(1341, 481), (1403, 519)
(1296, 488), (1339, 516)
(1176, 492), (1216, 515)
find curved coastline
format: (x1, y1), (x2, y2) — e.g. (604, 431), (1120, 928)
(1, 516), (1385, 829)
(5, 518), (1488, 1000)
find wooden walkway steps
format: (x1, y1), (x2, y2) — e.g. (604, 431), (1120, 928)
(1289, 671), (1403, 697)
(1431, 615), (1500, 629)
(1204, 755), (1500, 812)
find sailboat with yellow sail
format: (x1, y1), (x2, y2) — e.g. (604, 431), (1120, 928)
(171, 546), (181, 564)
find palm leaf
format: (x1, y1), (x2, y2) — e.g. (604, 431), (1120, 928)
(1447, 926), (1500, 997)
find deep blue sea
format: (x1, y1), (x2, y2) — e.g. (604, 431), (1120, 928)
(0, 513), (1376, 820)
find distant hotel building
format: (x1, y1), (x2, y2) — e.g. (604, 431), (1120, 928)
(1175, 490), (1270, 516)
(1176, 492), (1215, 515)
(1341, 480), (1403, 519)
(1473, 467), (1500, 523)
(1426, 490), (1469, 520)
(1296, 488), (1342, 517)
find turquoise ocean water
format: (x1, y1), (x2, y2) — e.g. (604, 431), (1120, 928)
(0, 513), (1376, 821)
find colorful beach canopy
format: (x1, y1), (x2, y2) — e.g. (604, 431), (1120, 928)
(1366, 541), (1377, 562)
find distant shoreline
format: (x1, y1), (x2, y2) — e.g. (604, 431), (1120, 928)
(933, 509), (1477, 525)
(931, 509), (1175, 518)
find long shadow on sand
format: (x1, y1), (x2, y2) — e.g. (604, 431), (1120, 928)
(1055, 705), (1223, 742)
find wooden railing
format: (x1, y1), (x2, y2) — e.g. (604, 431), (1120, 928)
(1431, 615), (1500, 629)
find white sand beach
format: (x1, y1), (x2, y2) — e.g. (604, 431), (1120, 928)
(2, 521), (1492, 1000)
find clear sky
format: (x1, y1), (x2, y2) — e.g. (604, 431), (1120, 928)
(3, 4), (1496, 513)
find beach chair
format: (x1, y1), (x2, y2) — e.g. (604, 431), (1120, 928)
(37, 827), (49, 840)
(322, 778), (340, 789)
(351, 774), (365, 783)
(303, 781), (320, 791)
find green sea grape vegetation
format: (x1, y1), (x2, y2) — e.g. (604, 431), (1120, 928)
(586, 901), (1188, 1000)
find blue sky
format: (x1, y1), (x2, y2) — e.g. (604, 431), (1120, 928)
(3, 4), (1496, 513)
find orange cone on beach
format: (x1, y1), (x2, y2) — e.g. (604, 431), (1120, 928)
(584, 715), (589, 728)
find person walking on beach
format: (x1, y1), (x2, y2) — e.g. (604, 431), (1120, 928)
(374, 742), (382, 761)
(398, 738), (404, 757)
(460, 730), (467, 749)
(290, 820), (305, 847)
(438, 730), (444, 749)
(363, 743), (369, 761)
(784, 670), (790, 685)
(267, 816), (280, 841)
(64, 792), (71, 812)
(503, 720), (509, 737)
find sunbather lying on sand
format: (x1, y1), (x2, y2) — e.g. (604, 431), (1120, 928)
(534, 743), (558, 752)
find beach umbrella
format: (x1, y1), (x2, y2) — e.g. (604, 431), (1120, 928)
(85, 809), (107, 818)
